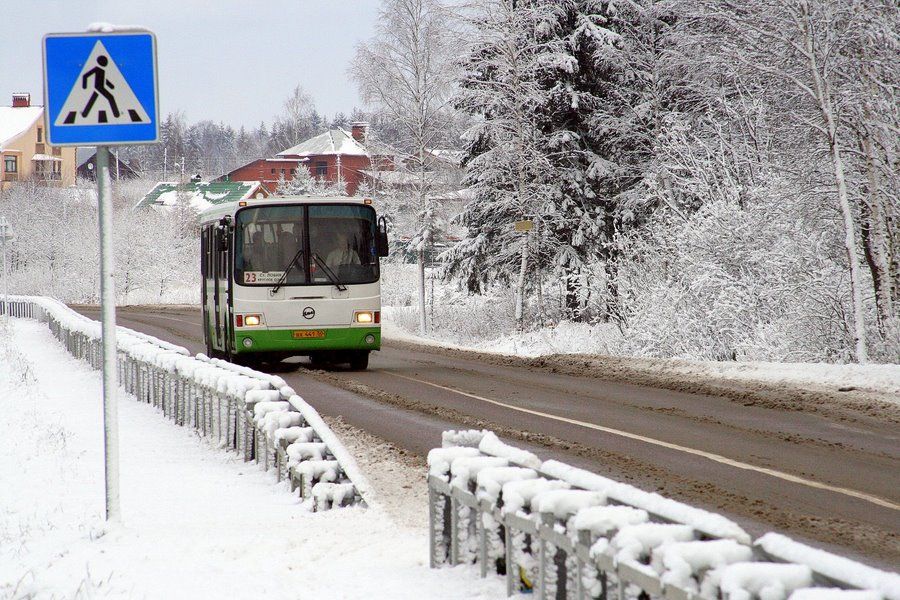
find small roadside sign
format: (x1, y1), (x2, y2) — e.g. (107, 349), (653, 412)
(43, 31), (159, 146)
(514, 220), (534, 232)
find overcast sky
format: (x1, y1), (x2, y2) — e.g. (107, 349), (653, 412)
(1, 0), (381, 128)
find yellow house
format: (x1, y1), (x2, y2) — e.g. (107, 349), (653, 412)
(0, 93), (77, 191)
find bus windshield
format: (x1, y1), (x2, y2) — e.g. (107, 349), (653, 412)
(234, 204), (379, 287)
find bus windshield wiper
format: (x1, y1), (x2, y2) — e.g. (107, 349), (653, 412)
(270, 247), (305, 295)
(312, 253), (347, 292)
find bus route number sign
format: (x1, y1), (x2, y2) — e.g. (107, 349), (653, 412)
(244, 271), (284, 284)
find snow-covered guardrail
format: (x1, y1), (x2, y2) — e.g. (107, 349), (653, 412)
(428, 430), (899, 600)
(2, 296), (373, 510)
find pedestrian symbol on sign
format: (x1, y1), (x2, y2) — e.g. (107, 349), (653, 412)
(55, 40), (150, 126)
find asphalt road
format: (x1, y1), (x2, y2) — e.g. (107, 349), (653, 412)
(71, 304), (899, 567)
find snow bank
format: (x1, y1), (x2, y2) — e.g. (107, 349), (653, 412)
(427, 446), (481, 481)
(286, 442), (329, 465)
(571, 505), (648, 536)
(532, 489), (606, 519)
(653, 539), (754, 591)
(542, 459), (750, 543)
(8, 295), (374, 511)
(610, 523), (694, 565)
(475, 466), (537, 503)
(477, 431), (542, 468)
(789, 590), (883, 600)
(441, 429), (487, 448)
(1, 319), (507, 599)
(702, 562), (813, 600)
(500, 478), (570, 515)
(756, 533), (900, 599)
(449, 456), (509, 490)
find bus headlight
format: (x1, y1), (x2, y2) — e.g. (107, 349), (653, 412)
(365, 334), (376, 345)
(242, 337), (253, 348)
(244, 314), (262, 326)
(354, 311), (374, 324)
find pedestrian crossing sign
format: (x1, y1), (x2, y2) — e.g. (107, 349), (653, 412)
(43, 31), (159, 146)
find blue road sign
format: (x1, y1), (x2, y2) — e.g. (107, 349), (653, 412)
(43, 31), (159, 146)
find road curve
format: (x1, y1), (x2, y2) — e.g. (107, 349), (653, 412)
(70, 304), (899, 567)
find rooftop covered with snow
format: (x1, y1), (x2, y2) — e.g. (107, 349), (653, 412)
(0, 106), (43, 150)
(136, 180), (268, 211)
(277, 128), (369, 158)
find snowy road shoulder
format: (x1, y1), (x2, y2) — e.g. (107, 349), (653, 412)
(0, 318), (504, 599)
(381, 310), (900, 414)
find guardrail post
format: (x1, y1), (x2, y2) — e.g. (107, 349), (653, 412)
(505, 521), (515, 597)
(450, 493), (460, 566)
(428, 484), (438, 568)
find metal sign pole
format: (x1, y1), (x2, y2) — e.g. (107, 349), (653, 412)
(44, 27), (159, 523)
(96, 145), (120, 521)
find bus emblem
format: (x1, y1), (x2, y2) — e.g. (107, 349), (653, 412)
(302, 307), (316, 319)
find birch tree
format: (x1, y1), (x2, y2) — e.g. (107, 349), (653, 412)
(706, 0), (881, 362)
(351, 0), (457, 336)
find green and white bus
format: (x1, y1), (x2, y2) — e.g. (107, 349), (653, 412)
(199, 196), (389, 370)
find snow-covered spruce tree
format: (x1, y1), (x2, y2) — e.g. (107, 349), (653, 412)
(530, 0), (640, 322)
(448, 0), (632, 325)
(275, 166), (315, 196)
(351, 0), (457, 336)
(446, 0), (555, 326)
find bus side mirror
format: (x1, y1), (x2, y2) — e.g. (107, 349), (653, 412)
(376, 217), (389, 257)
(216, 227), (227, 251)
(217, 217), (231, 251)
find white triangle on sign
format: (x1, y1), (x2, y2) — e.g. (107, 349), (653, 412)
(54, 40), (151, 127)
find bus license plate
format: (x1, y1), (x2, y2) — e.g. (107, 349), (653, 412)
(293, 330), (325, 339)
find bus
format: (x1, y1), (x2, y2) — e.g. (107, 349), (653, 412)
(199, 195), (388, 370)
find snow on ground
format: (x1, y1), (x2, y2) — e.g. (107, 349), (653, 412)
(382, 308), (900, 400)
(0, 318), (504, 599)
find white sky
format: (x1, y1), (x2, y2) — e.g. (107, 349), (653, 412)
(1, 0), (381, 128)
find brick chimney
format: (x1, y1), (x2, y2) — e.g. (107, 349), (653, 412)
(350, 121), (369, 143)
(12, 93), (30, 108)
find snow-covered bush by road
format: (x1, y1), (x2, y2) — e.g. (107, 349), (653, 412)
(0, 180), (198, 305)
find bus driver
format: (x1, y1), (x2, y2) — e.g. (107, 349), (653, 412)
(325, 230), (360, 272)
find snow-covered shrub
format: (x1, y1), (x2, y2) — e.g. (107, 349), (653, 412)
(616, 188), (861, 362)
(0, 179), (199, 304)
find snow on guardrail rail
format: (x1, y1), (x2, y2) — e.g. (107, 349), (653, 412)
(427, 429), (900, 599)
(1, 296), (374, 510)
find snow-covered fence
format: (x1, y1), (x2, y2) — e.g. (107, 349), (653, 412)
(428, 430), (900, 600)
(4, 295), (373, 510)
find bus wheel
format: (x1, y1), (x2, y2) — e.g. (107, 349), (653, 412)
(309, 353), (328, 369)
(349, 351), (369, 371)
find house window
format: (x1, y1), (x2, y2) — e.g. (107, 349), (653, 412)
(4, 155), (16, 173)
(315, 161), (327, 177)
(37, 128), (42, 143)
(270, 168), (275, 174)
(281, 169), (285, 175)
(290, 169), (296, 175)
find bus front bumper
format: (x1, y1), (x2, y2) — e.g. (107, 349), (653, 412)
(232, 326), (381, 354)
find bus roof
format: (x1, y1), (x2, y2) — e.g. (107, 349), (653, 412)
(197, 195), (375, 224)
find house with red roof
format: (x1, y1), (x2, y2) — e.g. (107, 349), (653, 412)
(219, 122), (398, 195)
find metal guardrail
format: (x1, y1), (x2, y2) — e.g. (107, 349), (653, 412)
(3, 296), (373, 510)
(428, 430), (900, 600)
